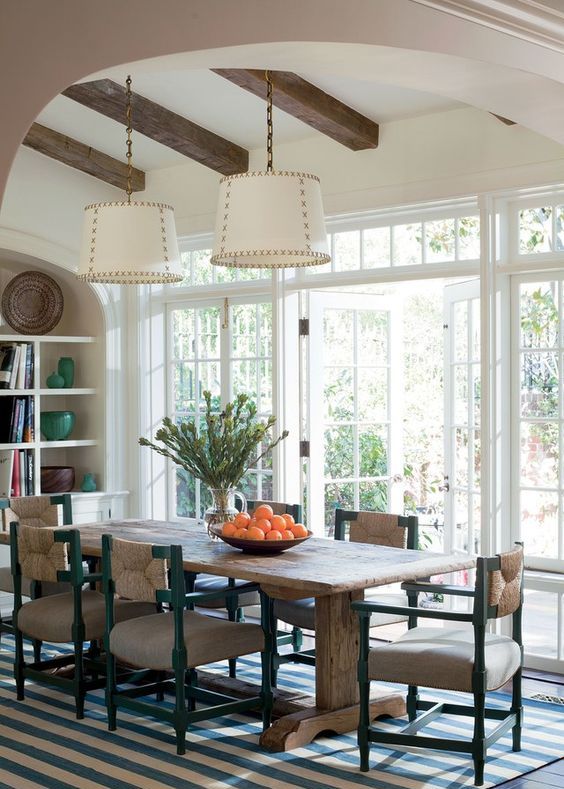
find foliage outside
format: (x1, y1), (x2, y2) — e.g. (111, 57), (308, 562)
(140, 391), (288, 490)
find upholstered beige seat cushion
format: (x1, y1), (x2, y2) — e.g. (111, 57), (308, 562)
(274, 591), (410, 631)
(16, 591), (156, 643)
(0, 565), (71, 597)
(368, 627), (521, 692)
(110, 610), (265, 670)
(193, 574), (260, 609)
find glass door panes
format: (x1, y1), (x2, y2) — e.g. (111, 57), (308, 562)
(230, 302), (273, 501)
(170, 304), (221, 519)
(169, 299), (272, 519)
(308, 292), (400, 535)
(444, 280), (481, 557)
(516, 279), (563, 571)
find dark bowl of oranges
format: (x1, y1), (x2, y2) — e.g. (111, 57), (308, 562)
(210, 504), (312, 554)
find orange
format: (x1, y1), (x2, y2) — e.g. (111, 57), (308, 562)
(256, 518), (272, 534)
(265, 529), (283, 541)
(233, 527), (248, 539)
(254, 504), (274, 520)
(233, 511), (251, 528)
(222, 522), (237, 537)
(248, 518), (257, 530)
(247, 526), (266, 540)
(270, 515), (286, 531)
(282, 513), (295, 527)
(282, 529), (294, 540)
(291, 523), (308, 538)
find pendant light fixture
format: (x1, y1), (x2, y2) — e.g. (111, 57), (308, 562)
(76, 76), (183, 284)
(211, 70), (330, 269)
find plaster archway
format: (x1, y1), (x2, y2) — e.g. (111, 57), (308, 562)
(2, 0), (564, 205)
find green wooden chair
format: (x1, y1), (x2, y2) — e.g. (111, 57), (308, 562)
(352, 543), (524, 787)
(11, 522), (156, 717)
(186, 499), (302, 678)
(0, 494), (73, 660)
(103, 534), (274, 754)
(271, 508), (418, 684)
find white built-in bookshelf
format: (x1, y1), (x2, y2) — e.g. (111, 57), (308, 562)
(0, 334), (103, 496)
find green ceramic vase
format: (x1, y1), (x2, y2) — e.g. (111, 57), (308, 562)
(57, 357), (74, 388)
(81, 472), (97, 492)
(46, 371), (65, 389)
(40, 410), (75, 441)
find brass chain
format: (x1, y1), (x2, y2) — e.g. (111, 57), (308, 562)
(265, 70), (273, 172)
(125, 75), (133, 203)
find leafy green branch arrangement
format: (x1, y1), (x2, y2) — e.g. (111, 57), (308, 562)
(139, 391), (289, 489)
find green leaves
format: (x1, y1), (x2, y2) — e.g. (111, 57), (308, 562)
(139, 392), (288, 489)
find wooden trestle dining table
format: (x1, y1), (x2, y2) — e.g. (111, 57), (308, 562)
(2, 518), (475, 751)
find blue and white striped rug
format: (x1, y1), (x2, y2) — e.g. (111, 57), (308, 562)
(0, 639), (562, 789)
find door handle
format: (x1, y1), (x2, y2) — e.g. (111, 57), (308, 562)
(438, 475), (450, 493)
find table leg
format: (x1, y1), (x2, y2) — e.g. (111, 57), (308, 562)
(259, 589), (405, 751)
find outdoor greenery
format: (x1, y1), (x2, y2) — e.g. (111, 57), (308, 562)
(140, 391), (288, 491)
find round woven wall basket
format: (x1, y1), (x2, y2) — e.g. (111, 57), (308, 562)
(1, 271), (64, 334)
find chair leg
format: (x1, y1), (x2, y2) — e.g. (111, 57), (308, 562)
(270, 606), (279, 688)
(173, 650), (188, 756)
(291, 626), (303, 651)
(472, 690), (486, 787)
(32, 638), (42, 663)
(358, 674), (371, 772)
(511, 667), (522, 752)
(260, 644), (273, 731)
(106, 649), (117, 731)
(14, 627), (25, 701)
(156, 670), (165, 702)
(186, 668), (198, 712)
(226, 598), (238, 678)
(74, 640), (85, 719)
(407, 685), (419, 721)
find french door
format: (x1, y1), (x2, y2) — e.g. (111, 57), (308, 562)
(306, 291), (402, 535)
(512, 274), (564, 672)
(443, 280), (481, 561)
(167, 297), (272, 519)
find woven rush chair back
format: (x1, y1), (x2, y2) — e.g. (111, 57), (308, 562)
(14, 524), (68, 583)
(110, 537), (168, 603)
(335, 509), (418, 550)
(478, 544), (524, 621)
(247, 500), (302, 521)
(1, 494), (72, 531)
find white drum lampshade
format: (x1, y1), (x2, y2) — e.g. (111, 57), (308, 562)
(77, 201), (183, 284)
(210, 170), (330, 269)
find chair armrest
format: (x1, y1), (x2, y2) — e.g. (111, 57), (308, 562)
(351, 599), (473, 623)
(183, 581), (260, 607)
(401, 581), (475, 597)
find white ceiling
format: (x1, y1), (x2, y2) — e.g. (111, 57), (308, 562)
(35, 67), (463, 173)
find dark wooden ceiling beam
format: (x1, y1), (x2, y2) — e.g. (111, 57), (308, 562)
(63, 80), (248, 175)
(213, 68), (379, 151)
(23, 122), (145, 191)
(491, 113), (516, 125)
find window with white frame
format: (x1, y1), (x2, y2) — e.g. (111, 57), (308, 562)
(307, 210), (479, 274)
(174, 244), (272, 287)
(514, 276), (563, 573)
(168, 297), (273, 520)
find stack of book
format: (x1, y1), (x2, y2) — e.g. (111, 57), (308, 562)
(0, 342), (35, 496)
(0, 341), (34, 390)
(0, 447), (34, 496)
